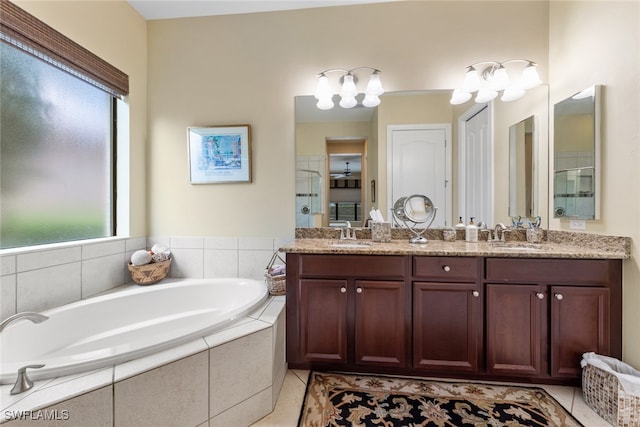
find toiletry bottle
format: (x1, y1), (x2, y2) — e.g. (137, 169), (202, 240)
(465, 217), (478, 242)
(455, 217), (466, 230)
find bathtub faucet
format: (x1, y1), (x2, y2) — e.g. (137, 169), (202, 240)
(0, 312), (49, 333)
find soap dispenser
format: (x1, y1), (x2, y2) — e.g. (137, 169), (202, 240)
(465, 217), (478, 243)
(455, 217), (466, 230)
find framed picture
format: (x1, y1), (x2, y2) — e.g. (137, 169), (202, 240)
(187, 125), (252, 184)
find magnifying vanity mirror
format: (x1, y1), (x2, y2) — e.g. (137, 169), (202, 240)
(553, 85), (601, 219)
(295, 87), (549, 229)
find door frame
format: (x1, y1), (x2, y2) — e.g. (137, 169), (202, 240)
(457, 104), (493, 225)
(386, 123), (452, 226)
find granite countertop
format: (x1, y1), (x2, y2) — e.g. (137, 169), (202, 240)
(280, 232), (631, 260)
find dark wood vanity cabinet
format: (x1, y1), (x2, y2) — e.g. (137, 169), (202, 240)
(485, 258), (620, 382)
(286, 252), (622, 385)
(413, 257), (483, 373)
(287, 254), (409, 369)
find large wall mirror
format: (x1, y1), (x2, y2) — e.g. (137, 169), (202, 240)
(553, 85), (601, 219)
(509, 115), (536, 218)
(295, 88), (549, 228)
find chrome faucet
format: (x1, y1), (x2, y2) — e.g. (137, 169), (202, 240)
(492, 223), (507, 242)
(10, 364), (45, 395)
(0, 312), (49, 333)
(340, 221), (358, 240)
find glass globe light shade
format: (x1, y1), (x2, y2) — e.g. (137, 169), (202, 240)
(520, 63), (542, 90)
(339, 74), (358, 98)
(339, 95), (357, 109)
(490, 65), (510, 91)
(314, 74), (332, 100)
(364, 71), (384, 96)
(462, 66), (481, 92)
(316, 96), (334, 110)
(362, 94), (380, 108)
(475, 88), (498, 103)
(450, 88), (472, 105)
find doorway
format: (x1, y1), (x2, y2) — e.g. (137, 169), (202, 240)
(326, 139), (366, 227)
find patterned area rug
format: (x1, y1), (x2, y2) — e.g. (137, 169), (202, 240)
(298, 372), (583, 427)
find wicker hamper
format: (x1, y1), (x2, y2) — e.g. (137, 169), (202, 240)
(128, 258), (171, 285)
(582, 353), (640, 427)
(264, 251), (286, 296)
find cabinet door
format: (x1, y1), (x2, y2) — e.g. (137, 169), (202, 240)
(413, 282), (482, 372)
(486, 284), (546, 376)
(300, 279), (348, 364)
(551, 286), (610, 378)
(354, 280), (407, 367)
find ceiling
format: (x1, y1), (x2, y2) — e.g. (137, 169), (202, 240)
(127, 0), (395, 20)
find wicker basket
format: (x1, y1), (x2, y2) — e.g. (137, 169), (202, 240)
(128, 258), (171, 285)
(264, 251), (286, 296)
(582, 362), (640, 426)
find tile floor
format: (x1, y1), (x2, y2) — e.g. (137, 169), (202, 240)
(250, 370), (613, 426)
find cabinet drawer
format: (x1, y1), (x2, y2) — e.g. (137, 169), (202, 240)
(413, 257), (479, 281)
(298, 254), (406, 278)
(486, 258), (614, 284)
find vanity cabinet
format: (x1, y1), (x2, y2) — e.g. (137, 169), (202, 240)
(285, 252), (622, 385)
(485, 258), (619, 381)
(287, 254), (409, 369)
(413, 257), (483, 373)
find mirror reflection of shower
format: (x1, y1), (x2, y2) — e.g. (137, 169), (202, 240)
(328, 152), (364, 227)
(296, 155), (324, 227)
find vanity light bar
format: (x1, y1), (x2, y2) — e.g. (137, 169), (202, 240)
(450, 59), (542, 105)
(314, 67), (384, 110)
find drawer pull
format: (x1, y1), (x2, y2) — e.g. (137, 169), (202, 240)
(340, 287), (347, 293)
(536, 292), (545, 300)
(443, 265), (451, 272)
(356, 287), (363, 294)
(555, 294), (564, 301)
(472, 291), (479, 297)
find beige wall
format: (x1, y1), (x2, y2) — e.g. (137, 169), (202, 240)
(146, 1), (549, 237)
(549, 1), (640, 366)
(15, 0), (148, 238)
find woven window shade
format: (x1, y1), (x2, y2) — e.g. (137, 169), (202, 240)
(0, 0), (129, 98)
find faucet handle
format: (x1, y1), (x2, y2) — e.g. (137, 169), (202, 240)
(10, 364), (44, 395)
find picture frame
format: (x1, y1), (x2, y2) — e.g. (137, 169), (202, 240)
(187, 125), (252, 184)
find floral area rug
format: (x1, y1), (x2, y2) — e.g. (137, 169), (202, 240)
(297, 372), (583, 427)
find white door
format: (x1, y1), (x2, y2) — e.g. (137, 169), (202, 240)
(459, 106), (492, 225)
(387, 124), (451, 227)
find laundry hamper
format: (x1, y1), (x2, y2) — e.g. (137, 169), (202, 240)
(581, 352), (640, 427)
(264, 251), (286, 296)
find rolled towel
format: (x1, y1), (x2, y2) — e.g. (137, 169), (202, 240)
(150, 244), (171, 262)
(131, 250), (152, 266)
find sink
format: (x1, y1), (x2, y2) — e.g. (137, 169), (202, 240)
(328, 242), (373, 248)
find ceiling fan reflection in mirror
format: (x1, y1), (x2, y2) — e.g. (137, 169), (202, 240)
(331, 162), (352, 179)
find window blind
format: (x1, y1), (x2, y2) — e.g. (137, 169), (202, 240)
(0, 0), (129, 98)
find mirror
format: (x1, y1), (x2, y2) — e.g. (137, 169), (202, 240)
(509, 116), (536, 218)
(296, 88), (549, 228)
(553, 85), (601, 219)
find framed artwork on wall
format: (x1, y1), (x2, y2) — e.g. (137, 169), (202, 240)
(187, 124), (252, 184)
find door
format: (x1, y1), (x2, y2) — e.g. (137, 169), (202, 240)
(486, 284), (546, 376)
(551, 286), (610, 378)
(413, 282), (482, 372)
(388, 125), (451, 227)
(459, 106), (492, 225)
(300, 279), (348, 364)
(354, 280), (407, 367)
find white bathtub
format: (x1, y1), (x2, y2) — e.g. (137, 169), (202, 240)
(0, 278), (268, 384)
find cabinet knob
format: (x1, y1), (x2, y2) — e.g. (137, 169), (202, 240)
(340, 287), (347, 293)
(356, 287), (363, 294)
(472, 291), (480, 297)
(443, 265), (451, 272)
(555, 294), (564, 301)
(536, 292), (545, 299)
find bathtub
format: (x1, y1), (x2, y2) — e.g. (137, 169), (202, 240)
(0, 278), (268, 384)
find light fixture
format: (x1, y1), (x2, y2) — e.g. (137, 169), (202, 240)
(450, 59), (542, 105)
(314, 67), (384, 110)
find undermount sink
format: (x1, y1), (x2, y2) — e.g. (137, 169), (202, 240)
(328, 241), (373, 248)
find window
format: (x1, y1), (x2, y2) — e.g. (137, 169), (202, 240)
(0, 0), (128, 249)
